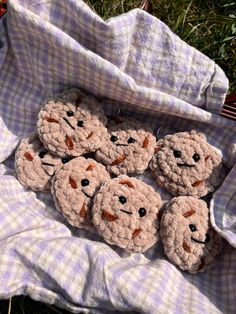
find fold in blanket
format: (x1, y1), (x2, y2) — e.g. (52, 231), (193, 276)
(0, 0), (235, 313)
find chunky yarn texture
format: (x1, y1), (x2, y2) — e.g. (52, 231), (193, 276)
(160, 196), (222, 273)
(15, 134), (63, 191)
(150, 130), (222, 197)
(95, 116), (156, 176)
(52, 157), (110, 230)
(92, 175), (162, 253)
(37, 89), (107, 157)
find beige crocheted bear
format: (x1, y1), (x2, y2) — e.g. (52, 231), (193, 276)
(92, 175), (162, 253)
(95, 116), (156, 176)
(37, 89), (107, 157)
(160, 196), (222, 273)
(52, 157), (110, 230)
(150, 130), (222, 197)
(15, 134), (65, 191)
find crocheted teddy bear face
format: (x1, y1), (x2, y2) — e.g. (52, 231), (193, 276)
(160, 196), (222, 273)
(37, 89), (107, 157)
(15, 134), (65, 191)
(95, 117), (156, 176)
(52, 157), (110, 230)
(92, 175), (162, 253)
(150, 130), (222, 197)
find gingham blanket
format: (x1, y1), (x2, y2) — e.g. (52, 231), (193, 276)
(0, 1), (236, 313)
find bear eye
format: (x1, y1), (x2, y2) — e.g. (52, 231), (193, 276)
(192, 153), (200, 162)
(189, 224), (197, 232)
(77, 120), (84, 127)
(139, 207), (146, 217)
(119, 196), (127, 204)
(66, 110), (74, 117)
(173, 150), (181, 158)
(127, 137), (136, 144)
(61, 157), (72, 164)
(110, 135), (118, 142)
(81, 179), (89, 186)
(38, 151), (47, 159)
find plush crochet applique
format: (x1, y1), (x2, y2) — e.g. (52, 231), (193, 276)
(95, 116), (156, 176)
(37, 89), (107, 157)
(15, 134), (64, 191)
(160, 196), (222, 273)
(52, 157), (110, 230)
(92, 175), (162, 253)
(149, 130), (222, 197)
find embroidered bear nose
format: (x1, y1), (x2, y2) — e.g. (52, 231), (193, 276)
(81, 179), (89, 186)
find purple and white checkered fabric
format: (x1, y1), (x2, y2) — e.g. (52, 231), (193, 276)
(0, 0), (236, 313)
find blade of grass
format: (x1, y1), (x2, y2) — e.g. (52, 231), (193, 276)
(8, 298), (12, 314)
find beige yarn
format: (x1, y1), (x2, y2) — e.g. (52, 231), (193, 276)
(160, 196), (222, 274)
(150, 130), (222, 197)
(15, 133), (63, 191)
(37, 89), (107, 157)
(92, 175), (162, 253)
(52, 157), (110, 230)
(95, 116), (156, 176)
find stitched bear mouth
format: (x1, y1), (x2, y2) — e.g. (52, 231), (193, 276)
(120, 209), (132, 215)
(82, 190), (92, 198)
(191, 234), (210, 244)
(116, 143), (129, 147)
(42, 162), (55, 167)
(177, 163), (195, 168)
(63, 117), (75, 130)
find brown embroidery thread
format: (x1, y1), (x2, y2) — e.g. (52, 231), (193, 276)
(132, 229), (142, 239)
(183, 241), (191, 253)
(79, 203), (86, 218)
(65, 136), (74, 150)
(111, 155), (126, 166)
(45, 117), (59, 123)
(24, 152), (33, 161)
(101, 210), (117, 222)
(192, 180), (204, 187)
(86, 164), (96, 171)
(143, 136), (149, 148)
(183, 210), (196, 218)
(69, 177), (77, 189)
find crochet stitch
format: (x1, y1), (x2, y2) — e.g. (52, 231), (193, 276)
(160, 196), (222, 273)
(150, 130), (222, 197)
(95, 116), (156, 175)
(52, 157), (110, 230)
(15, 134), (63, 191)
(37, 89), (107, 157)
(92, 175), (162, 253)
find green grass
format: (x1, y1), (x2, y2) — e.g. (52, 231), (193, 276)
(86, 0), (236, 92)
(0, 296), (72, 314)
(0, 1), (235, 314)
